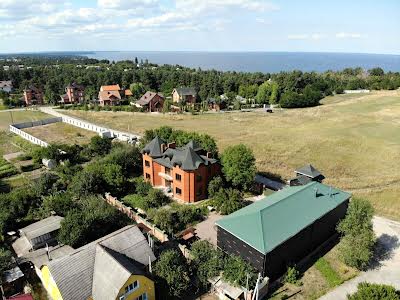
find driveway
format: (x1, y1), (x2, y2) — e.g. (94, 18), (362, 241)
(194, 212), (223, 246)
(320, 216), (400, 299)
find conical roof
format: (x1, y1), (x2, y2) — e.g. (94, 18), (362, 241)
(172, 146), (206, 170)
(141, 136), (165, 157)
(295, 164), (324, 179)
(185, 140), (202, 152)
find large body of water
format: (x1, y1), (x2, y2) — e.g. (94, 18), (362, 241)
(84, 51), (400, 73)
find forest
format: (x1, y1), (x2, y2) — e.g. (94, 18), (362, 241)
(1, 54), (400, 108)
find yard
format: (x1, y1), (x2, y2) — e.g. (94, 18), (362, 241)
(23, 122), (98, 145)
(63, 90), (400, 221)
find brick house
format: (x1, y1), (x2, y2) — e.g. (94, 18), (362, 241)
(23, 85), (43, 106)
(60, 82), (85, 104)
(208, 98), (227, 111)
(98, 85), (122, 106)
(142, 136), (221, 203)
(172, 87), (197, 105)
(135, 91), (165, 112)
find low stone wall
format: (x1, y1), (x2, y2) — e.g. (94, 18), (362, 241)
(104, 193), (169, 243)
(9, 124), (49, 147)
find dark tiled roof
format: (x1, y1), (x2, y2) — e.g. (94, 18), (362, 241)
(295, 164), (325, 180)
(137, 91), (164, 105)
(142, 136), (165, 158)
(174, 87), (196, 96)
(184, 140), (202, 152)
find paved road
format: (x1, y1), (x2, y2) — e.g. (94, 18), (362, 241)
(320, 216), (400, 299)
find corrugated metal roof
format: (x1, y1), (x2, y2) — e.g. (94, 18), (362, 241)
(216, 182), (351, 254)
(20, 216), (63, 242)
(45, 225), (155, 300)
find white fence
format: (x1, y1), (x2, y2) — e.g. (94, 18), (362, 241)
(39, 107), (141, 142)
(343, 89), (370, 94)
(9, 124), (49, 147)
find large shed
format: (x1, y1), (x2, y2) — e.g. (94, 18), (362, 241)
(216, 181), (351, 280)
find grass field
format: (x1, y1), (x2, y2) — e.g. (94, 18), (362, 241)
(63, 90), (400, 220)
(0, 110), (50, 131)
(23, 122), (98, 145)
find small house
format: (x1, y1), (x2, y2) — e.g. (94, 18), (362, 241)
(289, 164), (325, 186)
(172, 87), (197, 105)
(60, 82), (85, 104)
(135, 91), (165, 112)
(40, 225), (156, 300)
(208, 98), (227, 111)
(98, 85), (122, 106)
(23, 85), (43, 106)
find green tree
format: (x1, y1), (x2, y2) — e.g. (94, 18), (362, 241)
(213, 188), (244, 215)
(191, 240), (225, 285)
(58, 195), (128, 247)
(255, 80), (279, 104)
(368, 68), (385, 77)
(222, 255), (257, 287)
(154, 249), (190, 298)
(88, 136), (112, 156)
(347, 282), (400, 300)
(337, 198), (376, 270)
(207, 176), (224, 198)
(0, 248), (13, 273)
(129, 82), (146, 99)
(221, 144), (256, 190)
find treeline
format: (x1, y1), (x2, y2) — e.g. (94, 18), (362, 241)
(1, 56), (400, 108)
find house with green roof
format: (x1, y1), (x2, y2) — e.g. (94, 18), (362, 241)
(216, 181), (351, 280)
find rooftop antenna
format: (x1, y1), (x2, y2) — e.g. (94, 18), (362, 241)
(314, 188), (319, 197)
(329, 187), (333, 198)
(46, 243), (51, 261)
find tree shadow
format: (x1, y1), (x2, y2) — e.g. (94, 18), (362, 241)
(367, 234), (399, 270)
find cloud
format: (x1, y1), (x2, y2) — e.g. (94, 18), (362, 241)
(0, 0), (279, 42)
(335, 32), (364, 39)
(288, 34), (309, 40)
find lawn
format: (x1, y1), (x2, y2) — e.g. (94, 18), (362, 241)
(63, 90), (400, 220)
(23, 122), (98, 145)
(0, 109), (50, 131)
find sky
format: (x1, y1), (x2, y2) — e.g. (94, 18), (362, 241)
(0, 0), (399, 54)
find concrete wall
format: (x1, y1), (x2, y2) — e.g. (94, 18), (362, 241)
(104, 193), (169, 243)
(12, 117), (62, 129)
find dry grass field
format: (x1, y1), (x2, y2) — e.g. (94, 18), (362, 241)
(23, 122), (98, 145)
(0, 109), (50, 131)
(64, 90), (400, 220)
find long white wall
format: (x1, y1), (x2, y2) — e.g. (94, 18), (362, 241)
(9, 124), (49, 147)
(39, 107), (141, 142)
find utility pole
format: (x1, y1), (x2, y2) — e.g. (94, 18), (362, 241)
(9, 110), (14, 124)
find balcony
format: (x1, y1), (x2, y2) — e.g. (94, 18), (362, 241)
(158, 172), (173, 181)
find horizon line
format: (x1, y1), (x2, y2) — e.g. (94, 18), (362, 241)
(1, 50), (400, 56)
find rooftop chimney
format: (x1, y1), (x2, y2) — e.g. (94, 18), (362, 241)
(206, 152), (213, 159)
(167, 142), (176, 149)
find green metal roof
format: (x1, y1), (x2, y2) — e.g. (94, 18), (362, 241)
(216, 181), (351, 254)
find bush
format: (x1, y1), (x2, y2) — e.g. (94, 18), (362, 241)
(133, 177), (152, 196)
(347, 282), (400, 300)
(207, 176), (224, 198)
(284, 266), (302, 286)
(337, 198), (375, 270)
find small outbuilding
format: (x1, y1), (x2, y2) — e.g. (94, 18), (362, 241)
(216, 181), (351, 280)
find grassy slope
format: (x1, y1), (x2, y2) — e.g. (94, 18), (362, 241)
(63, 90), (400, 220)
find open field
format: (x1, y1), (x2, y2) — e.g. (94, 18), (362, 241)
(64, 90), (400, 220)
(0, 109), (50, 131)
(23, 122), (98, 145)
